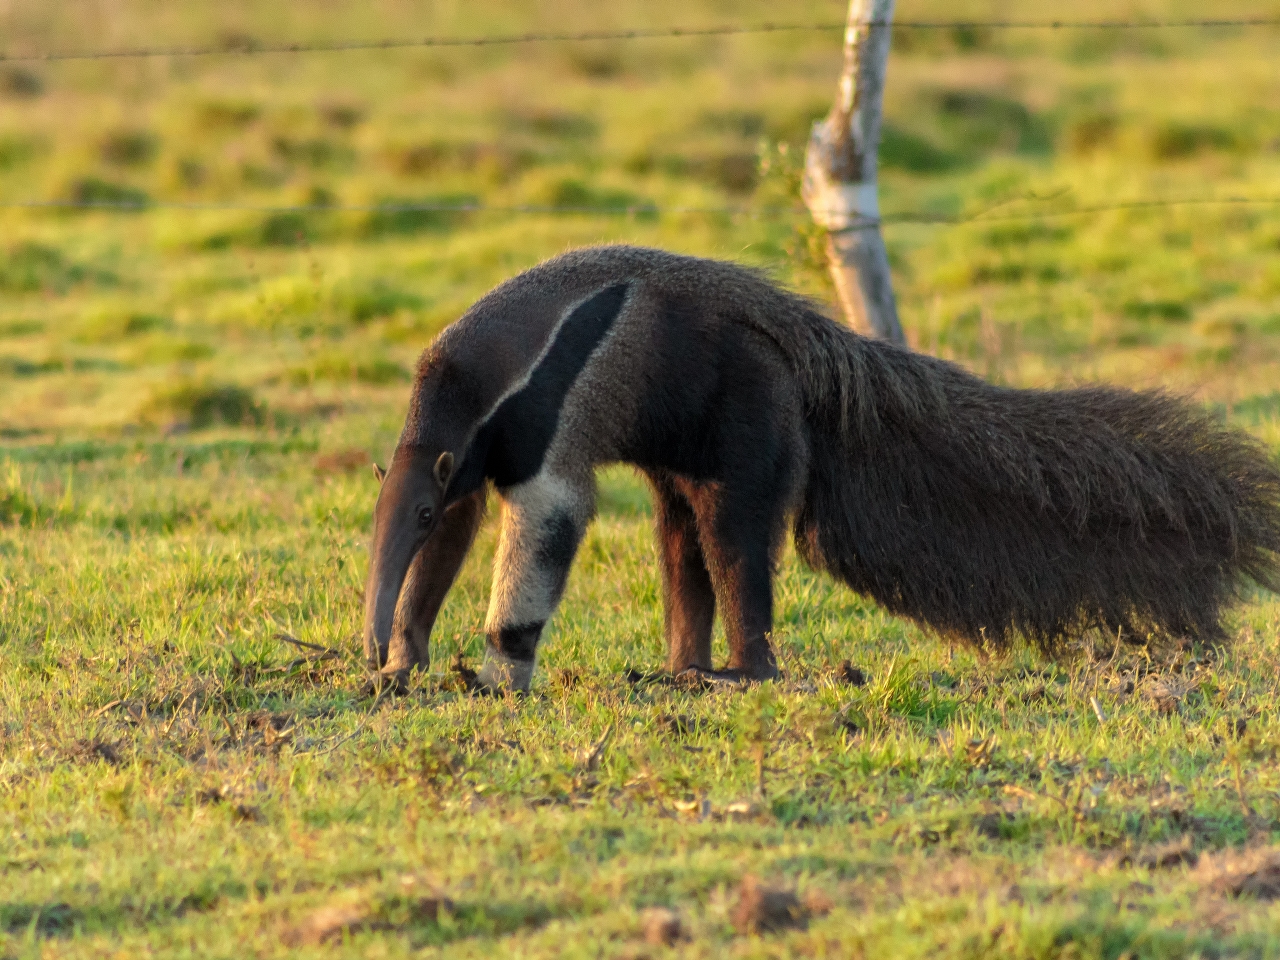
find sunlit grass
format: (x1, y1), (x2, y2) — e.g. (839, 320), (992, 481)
(2, 0), (1280, 955)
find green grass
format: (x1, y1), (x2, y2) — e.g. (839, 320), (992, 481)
(2, 0), (1280, 956)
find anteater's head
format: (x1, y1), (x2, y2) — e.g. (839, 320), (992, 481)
(361, 265), (631, 671)
(362, 445), (456, 669)
(361, 338), (499, 671)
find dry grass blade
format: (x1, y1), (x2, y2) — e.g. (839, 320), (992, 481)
(299, 685), (391, 756)
(964, 736), (997, 768)
(274, 632), (342, 660)
(1089, 696), (1107, 723)
(161, 692), (193, 736)
(576, 724), (614, 772)
(1004, 783), (1075, 816)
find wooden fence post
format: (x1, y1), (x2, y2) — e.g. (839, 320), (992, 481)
(802, 0), (904, 344)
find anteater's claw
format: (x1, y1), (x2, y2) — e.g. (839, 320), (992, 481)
(361, 668), (411, 698)
(674, 667), (755, 690)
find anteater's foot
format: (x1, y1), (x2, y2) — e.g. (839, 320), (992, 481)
(673, 666), (777, 690)
(623, 668), (667, 687)
(471, 653), (534, 696)
(361, 668), (412, 698)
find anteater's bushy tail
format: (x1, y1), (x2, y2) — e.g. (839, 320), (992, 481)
(769, 311), (1280, 651)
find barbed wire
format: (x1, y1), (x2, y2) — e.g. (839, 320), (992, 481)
(3, 17), (1279, 63)
(0, 198), (742, 215)
(879, 195), (1280, 229)
(2, 194), (1277, 228)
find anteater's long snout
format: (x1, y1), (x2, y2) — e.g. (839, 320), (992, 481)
(362, 488), (424, 670)
(362, 550), (404, 669)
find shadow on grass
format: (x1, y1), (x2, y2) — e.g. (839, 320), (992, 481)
(2, 891), (563, 947)
(2, 884), (237, 939)
(401, 897), (560, 948)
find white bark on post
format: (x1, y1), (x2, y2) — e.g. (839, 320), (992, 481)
(802, 0), (904, 344)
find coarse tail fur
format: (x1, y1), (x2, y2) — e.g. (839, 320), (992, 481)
(364, 244), (1280, 691)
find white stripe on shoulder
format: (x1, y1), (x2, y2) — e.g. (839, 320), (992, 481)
(471, 283), (630, 436)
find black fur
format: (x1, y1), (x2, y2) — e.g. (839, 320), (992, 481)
(492, 622), (544, 662)
(538, 512), (579, 572)
(482, 282), (628, 488)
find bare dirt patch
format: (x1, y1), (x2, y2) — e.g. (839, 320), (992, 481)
(1202, 847), (1280, 900)
(730, 875), (830, 934)
(1135, 838), (1199, 871)
(837, 660), (869, 686)
(65, 739), (122, 765)
(640, 906), (685, 945)
(283, 893), (455, 946)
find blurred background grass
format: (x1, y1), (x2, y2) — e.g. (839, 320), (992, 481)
(1, 0), (1278, 446)
(3, 7), (1280, 954)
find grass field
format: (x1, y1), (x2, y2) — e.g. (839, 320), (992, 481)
(3, 0), (1280, 956)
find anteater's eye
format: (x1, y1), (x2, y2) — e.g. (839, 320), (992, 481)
(417, 506), (433, 528)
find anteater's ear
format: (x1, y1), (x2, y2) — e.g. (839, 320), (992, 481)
(372, 462), (386, 484)
(433, 451), (454, 490)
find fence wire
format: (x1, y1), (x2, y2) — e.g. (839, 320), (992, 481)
(3, 16), (1277, 234)
(3, 17), (1279, 63)
(3, 195), (1278, 229)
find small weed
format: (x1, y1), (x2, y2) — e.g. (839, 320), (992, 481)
(1122, 298), (1192, 323)
(138, 381), (264, 430)
(75, 310), (168, 343)
(932, 88), (1054, 156)
(1, 902), (79, 937)
(259, 211), (315, 246)
(1065, 112), (1118, 154)
(100, 130), (160, 167)
(1, 465), (48, 525)
(271, 135), (352, 170)
(66, 178), (150, 209)
(1, 66), (43, 98)
(288, 353), (409, 386)
(0, 133), (42, 169)
(196, 98), (260, 129)
(363, 194), (477, 237)
(501, 108), (598, 141)
(319, 100), (365, 129)
(0, 243), (114, 294)
(880, 124), (963, 173)
(1148, 121), (1240, 159)
(562, 45), (627, 80)
(338, 279), (423, 322)
(0, 320), (43, 337)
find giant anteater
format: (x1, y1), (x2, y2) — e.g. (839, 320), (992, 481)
(363, 245), (1280, 692)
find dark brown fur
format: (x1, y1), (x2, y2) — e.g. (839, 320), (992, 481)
(785, 325), (1280, 650)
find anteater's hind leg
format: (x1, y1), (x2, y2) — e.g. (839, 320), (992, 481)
(380, 489), (487, 684)
(648, 471), (716, 673)
(684, 481), (784, 683)
(476, 471), (594, 693)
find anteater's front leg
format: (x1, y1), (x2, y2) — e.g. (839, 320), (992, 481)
(476, 472), (593, 693)
(381, 489), (487, 678)
(649, 472), (715, 673)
